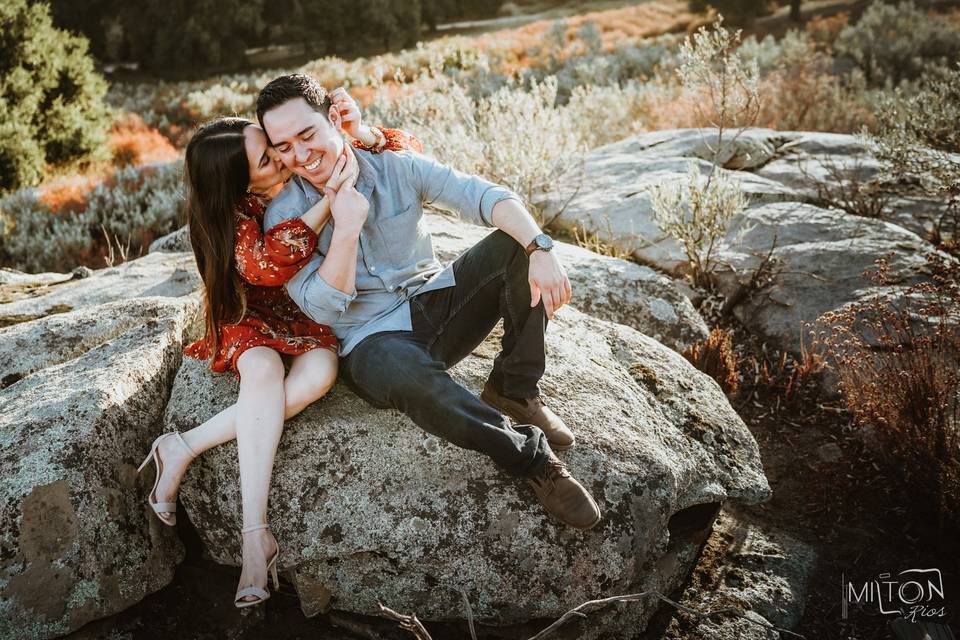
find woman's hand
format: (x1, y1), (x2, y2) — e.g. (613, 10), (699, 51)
(330, 87), (370, 142)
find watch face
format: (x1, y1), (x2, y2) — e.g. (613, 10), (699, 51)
(536, 234), (553, 250)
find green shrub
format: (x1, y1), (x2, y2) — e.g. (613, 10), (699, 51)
(834, 1), (960, 87)
(0, 0), (111, 192)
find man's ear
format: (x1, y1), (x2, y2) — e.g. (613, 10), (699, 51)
(328, 104), (342, 131)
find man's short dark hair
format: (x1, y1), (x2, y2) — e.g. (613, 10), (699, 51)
(256, 73), (333, 132)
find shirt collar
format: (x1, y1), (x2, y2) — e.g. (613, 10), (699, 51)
(293, 148), (376, 203)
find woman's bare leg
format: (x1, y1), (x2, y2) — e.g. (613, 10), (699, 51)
(233, 346), (285, 601)
(151, 348), (338, 515)
(233, 347), (338, 600)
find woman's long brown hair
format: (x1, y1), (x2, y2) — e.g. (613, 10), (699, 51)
(184, 117), (252, 355)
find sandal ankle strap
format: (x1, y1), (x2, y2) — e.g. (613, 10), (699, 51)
(241, 523), (270, 534)
(171, 431), (199, 459)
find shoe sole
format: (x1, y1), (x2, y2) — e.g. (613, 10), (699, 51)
(480, 391), (576, 451)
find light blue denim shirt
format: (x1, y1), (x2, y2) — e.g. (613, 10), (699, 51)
(264, 148), (522, 355)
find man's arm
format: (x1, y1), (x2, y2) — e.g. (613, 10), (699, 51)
(401, 150), (572, 318)
(401, 149), (519, 228)
(264, 167), (363, 326)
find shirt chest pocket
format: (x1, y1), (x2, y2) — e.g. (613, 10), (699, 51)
(373, 204), (426, 266)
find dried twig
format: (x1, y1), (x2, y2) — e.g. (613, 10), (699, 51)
(526, 590), (807, 640)
(378, 601), (434, 640)
(380, 586), (809, 640)
(457, 588), (478, 640)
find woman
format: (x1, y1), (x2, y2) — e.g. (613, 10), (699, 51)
(137, 88), (421, 607)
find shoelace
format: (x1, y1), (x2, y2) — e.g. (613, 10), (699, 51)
(547, 458), (571, 478)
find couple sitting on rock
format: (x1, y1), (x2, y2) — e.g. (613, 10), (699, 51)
(137, 73), (601, 608)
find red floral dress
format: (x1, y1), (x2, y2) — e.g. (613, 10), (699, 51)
(184, 128), (423, 376)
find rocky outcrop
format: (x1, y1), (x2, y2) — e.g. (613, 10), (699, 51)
(536, 128), (949, 352)
(166, 305), (770, 638)
(0, 252), (199, 329)
(0, 292), (200, 640)
(661, 505), (817, 639)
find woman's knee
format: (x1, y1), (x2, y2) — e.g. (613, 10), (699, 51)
(236, 347), (285, 385)
(286, 350), (338, 408)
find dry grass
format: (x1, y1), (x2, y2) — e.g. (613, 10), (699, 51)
(471, 1), (696, 73)
(683, 327), (740, 395)
(34, 113), (178, 215)
(814, 254), (960, 530)
(108, 113), (180, 168)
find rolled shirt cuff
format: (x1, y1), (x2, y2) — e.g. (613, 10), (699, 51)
(478, 188), (523, 227)
(301, 273), (358, 325)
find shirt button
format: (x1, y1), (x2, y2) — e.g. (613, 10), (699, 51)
(370, 266), (377, 274)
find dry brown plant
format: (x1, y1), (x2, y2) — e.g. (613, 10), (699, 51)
(813, 253), (960, 529)
(683, 327), (740, 395)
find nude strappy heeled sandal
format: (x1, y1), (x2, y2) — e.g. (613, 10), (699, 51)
(234, 523), (280, 608)
(137, 432), (197, 526)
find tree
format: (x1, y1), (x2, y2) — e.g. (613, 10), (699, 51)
(121, 0), (267, 75)
(688, 0), (776, 25)
(790, 0), (802, 22)
(0, 0), (110, 191)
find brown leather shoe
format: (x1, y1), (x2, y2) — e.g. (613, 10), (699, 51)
(481, 382), (575, 451)
(526, 454), (601, 530)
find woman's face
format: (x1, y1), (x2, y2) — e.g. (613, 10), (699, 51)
(244, 125), (290, 196)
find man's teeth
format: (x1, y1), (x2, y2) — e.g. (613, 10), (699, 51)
(304, 158), (322, 171)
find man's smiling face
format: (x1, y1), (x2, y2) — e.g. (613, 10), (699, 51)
(261, 97), (345, 189)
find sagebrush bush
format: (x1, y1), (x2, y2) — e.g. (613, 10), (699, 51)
(870, 65), (960, 250)
(650, 20), (758, 287)
(834, 1), (960, 88)
(0, 162), (185, 272)
(0, 191), (93, 272)
(746, 30), (879, 132)
(370, 75), (585, 220)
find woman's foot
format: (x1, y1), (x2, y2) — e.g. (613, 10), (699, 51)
(140, 433), (196, 525)
(236, 527), (279, 605)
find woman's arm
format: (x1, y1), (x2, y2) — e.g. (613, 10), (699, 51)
(330, 86), (423, 154)
(234, 214), (318, 287)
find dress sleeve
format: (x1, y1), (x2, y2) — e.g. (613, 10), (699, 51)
(352, 127), (424, 154)
(234, 213), (318, 287)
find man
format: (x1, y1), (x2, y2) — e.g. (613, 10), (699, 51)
(259, 74), (600, 529)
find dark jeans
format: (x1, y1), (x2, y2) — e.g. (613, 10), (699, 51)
(341, 230), (552, 477)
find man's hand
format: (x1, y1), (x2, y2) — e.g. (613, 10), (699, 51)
(528, 250), (572, 319)
(330, 86), (367, 141)
(323, 146), (368, 237)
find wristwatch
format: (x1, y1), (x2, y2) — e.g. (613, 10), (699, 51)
(525, 233), (554, 257)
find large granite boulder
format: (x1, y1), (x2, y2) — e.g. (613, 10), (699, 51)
(0, 251), (204, 639)
(166, 305), (770, 638)
(537, 128), (947, 352)
(661, 505), (816, 639)
(0, 291), (201, 640)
